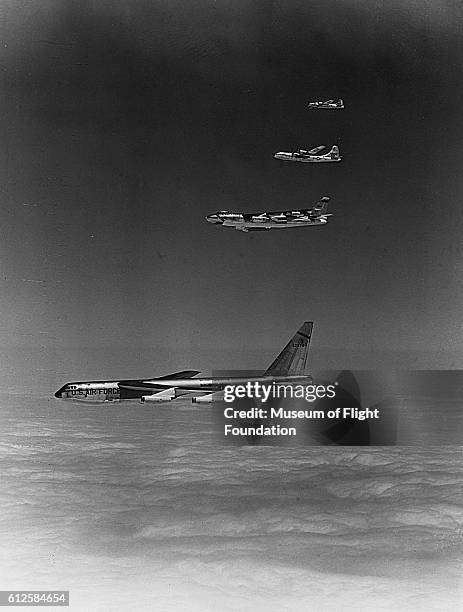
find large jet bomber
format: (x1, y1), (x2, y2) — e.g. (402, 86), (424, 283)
(308, 98), (344, 109)
(55, 322), (313, 404)
(206, 196), (331, 232)
(274, 145), (341, 163)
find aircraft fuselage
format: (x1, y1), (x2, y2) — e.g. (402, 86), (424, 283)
(307, 100), (344, 109)
(55, 374), (312, 402)
(273, 153), (341, 162)
(217, 217), (328, 231)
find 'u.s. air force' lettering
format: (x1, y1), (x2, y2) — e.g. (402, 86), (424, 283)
(69, 388), (119, 397)
(58, 383), (121, 401)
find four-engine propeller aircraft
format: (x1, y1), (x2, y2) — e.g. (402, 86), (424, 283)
(206, 196), (332, 232)
(274, 145), (341, 163)
(54, 322), (314, 404)
(308, 98), (344, 109)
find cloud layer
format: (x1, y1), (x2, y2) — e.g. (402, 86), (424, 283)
(0, 395), (462, 610)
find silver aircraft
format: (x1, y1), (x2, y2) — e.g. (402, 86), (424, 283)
(206, 196), (331, 232)
(54, 322), (314, 404)
(308, 98), (344, 109)
(274, 145), (341, 163)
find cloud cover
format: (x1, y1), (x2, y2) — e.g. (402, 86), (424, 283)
(0, 395), (462, 610)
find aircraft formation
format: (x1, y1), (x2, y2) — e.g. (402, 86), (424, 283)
(55, 97), (346, 412)
(206, 97), (344, 232)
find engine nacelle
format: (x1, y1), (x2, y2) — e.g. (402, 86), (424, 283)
(192, 391), (224, 403)
(141, 388), (176, 403)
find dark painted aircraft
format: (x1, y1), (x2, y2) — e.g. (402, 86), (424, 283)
(54, 322), (314, 404)
(206, 197), (332, 232)
(274, 145), (341, 163)
(308, 98), (344, 109)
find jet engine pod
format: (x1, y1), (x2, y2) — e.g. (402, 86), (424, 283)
(141, 388), (176, 403)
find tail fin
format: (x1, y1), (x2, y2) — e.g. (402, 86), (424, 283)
(325, 145), (340, 160)
(313, 196), (330, 216)
(264, 322), (313, 376)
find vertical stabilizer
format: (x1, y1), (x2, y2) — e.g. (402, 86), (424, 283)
(313, 196), (330, 216)
(264, 322), (313, 376)
(326, 145), (340, 160)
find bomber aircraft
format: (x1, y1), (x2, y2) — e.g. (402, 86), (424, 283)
(206, 196), (331, 232)
(274, 145), (341, 163)
(308, 98), (344, 109)
(54, 322), (314, 404)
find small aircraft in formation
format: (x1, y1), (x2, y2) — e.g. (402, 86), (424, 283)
(274, 144), (341, 163)
(204, 97), (343, 231)
(206, 196), (332, 232)
(308, 98), (344, 109)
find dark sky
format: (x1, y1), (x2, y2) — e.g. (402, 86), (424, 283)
(1, 0), (462, 385)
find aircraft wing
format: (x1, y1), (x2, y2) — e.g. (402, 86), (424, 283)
(119, 380), (168, 391)
(156, 370), (200, 380)
(307, 145), (325, 155)
(119, 370), (201, 392)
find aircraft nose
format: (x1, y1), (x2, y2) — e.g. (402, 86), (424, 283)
(54, 384), (67, 398)
(206, 214), (220, 224)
